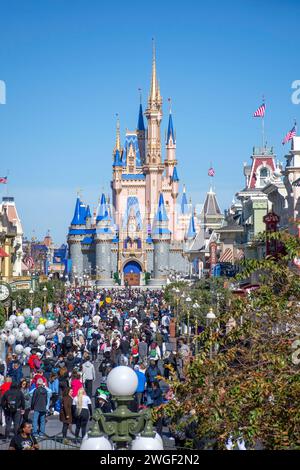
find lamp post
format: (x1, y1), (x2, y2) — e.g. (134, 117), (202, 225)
(193, 301), (200, 355)
(81, 366), (163, 451)
(185, 296), (192, 346)
(206, 307), (216, 360)
(29, 288), (34, 310)
(42, 286), (48, 314)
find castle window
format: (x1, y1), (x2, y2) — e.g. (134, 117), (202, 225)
(259, 167), (269, 187)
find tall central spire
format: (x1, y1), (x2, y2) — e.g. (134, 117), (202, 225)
(149, 38), (162, 107)
(115, 114), (121, 153)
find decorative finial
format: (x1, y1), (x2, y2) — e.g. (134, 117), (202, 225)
(115, 113), (121, 152)
(138, 88), (142, 104)
(168, 97), (172, 114)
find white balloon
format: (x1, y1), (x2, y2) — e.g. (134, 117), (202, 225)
(37, 335), (46, 345)
(16, 332), (24, 342)
(24, 347), (31, 356)
(23, 309), (32, 317)
(9, 315), (17, 322)
(39, 345), (46, 351)
(16, 315), (25, 324)
(45, 320), (54, 329)
(23, 328), (32, 338)
(30, 329), (40, 340)
(15, 344), (24, 354)
(37, 324), (45, 334)
(0, 333), (8, 342)
(33, 308), (42, 316)
(4, 321), (13, 330)
(19, 323), (28, 331)
(12, 328), (20, 336)
(7, 334), (16, 345)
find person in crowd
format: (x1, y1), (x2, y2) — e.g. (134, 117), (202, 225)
(1, 381), (25, 440)
(82, 356), (95, 399)
(59, 387), (73, 442)
(72, 387), (92, 441)
(70, 371), (83, 398)
(20, 379), (31, 423)
(8, 421), (39, 451)
(134, 364), (147, 409)
(30, 378), (52, 437)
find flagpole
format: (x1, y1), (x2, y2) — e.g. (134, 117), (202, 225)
(262, 95), (265, 151)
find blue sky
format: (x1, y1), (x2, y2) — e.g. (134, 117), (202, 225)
(0, 0), (299, 244)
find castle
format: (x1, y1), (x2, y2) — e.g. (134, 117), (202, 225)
(67, 44), (223, 286)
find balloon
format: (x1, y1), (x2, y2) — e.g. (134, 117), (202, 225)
(106, 297), (112, 304)
(16, 332), (24, 342)
(39, 318), (47, 325)
(37, 335), (45, 345)
(45, 320), (54, 329)
(7, 334), (16, 345)
(33, 308), (42, 316)
(16, 315), (25, 324)
(4, 321), (13, 330)
(39, 345), (46, 351)
(15, 344), (24, 354)
(37, 324), (45, 334)
(30, 330), (40, 340)
(9, 315), (17, 322)
(24, 347), (31, 356)
(23, 309), (32, 317)
(0, 333), (8, 342)
(23, 328), (32, 338)
(19, 323), (28, 331)
(12, 328), (20, 336)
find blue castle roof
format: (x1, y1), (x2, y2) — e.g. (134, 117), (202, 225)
(137, 103), (145, 131)
(167, 111), (175, 144)
(113, 149), (122, 167)
(122, 134), (142, 167)
(71, 197), (86, 225)
(85, 205), (91, 219)
(155, 193), (169, 223)
(181, 188), (189, 214)
(171, 166), (179, 182)
(96, 194), (109, 221)
(186, 214), (196, 239)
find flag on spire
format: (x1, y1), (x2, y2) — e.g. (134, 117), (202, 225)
(0, 176), (8, 184)
(208, 167), (215, 177)
(253, 103), (266, 117)
(282, 124), (297, 145)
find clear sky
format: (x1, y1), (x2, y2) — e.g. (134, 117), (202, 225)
(0, 0), (299, 244)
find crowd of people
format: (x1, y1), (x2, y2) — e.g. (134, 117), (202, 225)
(0, 287), (192, 450)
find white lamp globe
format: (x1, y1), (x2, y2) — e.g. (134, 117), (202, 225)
(154, 433), (163, 446)
(16, 315), (25, 324)
(15, 344), (24, 354)
(19, 323), (28, 331)
(24, 347), (31, 356)
(4, 321), (13, 330)
(33, 307), (42, 316)
(80, 436), (113, 451)
(37, 324), (45, 334)
(37, 335), (46, 346)
(12, 328), (20, 336)
(16, 332), (24, 342)
(131, 436), (164, 450)
(7, 334), (16, 345)
(9, 315), (17, 323)
(31, 329), (40, 340)
(106, 366), (138, 396)
(23, 309), (32, 317)
(23, 328), (32, 338)
(45, 320), (54, 329)
(0, 333), (8, 342)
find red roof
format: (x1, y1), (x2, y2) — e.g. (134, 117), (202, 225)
(0, 247), (9, 258)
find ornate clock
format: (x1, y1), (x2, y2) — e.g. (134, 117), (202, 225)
(0, 281), (11, 302)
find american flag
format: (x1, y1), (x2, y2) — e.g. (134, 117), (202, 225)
(0, 176), (7, 184)
(253, 103), (265, 117)
(208, 167), (215, 177)
(282, 125), (296, 145)
(23, 256), (35, 269)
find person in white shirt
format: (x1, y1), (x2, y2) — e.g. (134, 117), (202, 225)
(72, 388), (92, 439)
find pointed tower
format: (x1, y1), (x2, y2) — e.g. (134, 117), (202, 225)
(112, 116), (123, 230)
(137, 99), (146, 165)
(200, 187), (224, 231)
(186, 213), (197, 240)
(144, 40), (165, 225)
(95, 193), (114, 286)
(68, 196), (86, 280)
(149, 193), (171, 286)
(165, 105), (177, 179)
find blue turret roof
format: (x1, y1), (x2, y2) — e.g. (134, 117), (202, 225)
(181, 188), (189, 214)
(171, 166), (179, 182)
(85, 205), (91, 219)
(155, 193), (169, 223)
(113, 149), (122, 167)
(137, 103), (145, 131)
(186, 214), (196, 239)
(71, 197), (86, 225)
(167, 111), (175, 144)
(96, 194), (109, 221)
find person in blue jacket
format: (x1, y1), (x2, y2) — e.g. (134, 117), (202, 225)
(134, 365), (146, 408)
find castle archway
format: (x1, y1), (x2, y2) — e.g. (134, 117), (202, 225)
(123, 260), (142, 286)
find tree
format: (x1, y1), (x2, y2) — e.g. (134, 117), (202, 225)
(157, 232), (300, 450)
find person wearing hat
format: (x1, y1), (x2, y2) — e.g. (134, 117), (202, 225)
(96, 391), (112, 413)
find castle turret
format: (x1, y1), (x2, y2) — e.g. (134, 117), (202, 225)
(95, 193), (114, 286)
(165, 107), (177, 179)
(148, 193), (171, 285)
(68, 196), (86, 281)
(137, 102), (146, 165)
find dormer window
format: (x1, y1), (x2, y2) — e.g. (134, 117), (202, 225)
(259, 167), (269, 187)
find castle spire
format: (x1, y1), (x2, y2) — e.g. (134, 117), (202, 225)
(137, 103), (145, 131)
(166, 107), (175, 144)
(114, 114), (121, 153)
(149, 38), (162, 107)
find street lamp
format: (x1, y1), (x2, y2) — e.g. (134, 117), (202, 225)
(29, 289), (34, 310)
(206, 307), (216, 360)
(81, 366), (163, 450)
(42, 286), (48, 314)
(193, 301), (200, 354)
(185, 296), (192, 345)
